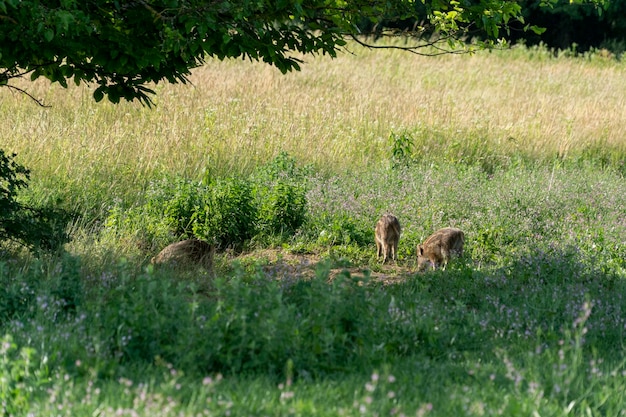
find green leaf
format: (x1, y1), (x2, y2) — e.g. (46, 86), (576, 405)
(56, 10), (75, 32)
(93, 87), (104, 102)
(529, 25), (547, 35)
(43, 29), (54, 42)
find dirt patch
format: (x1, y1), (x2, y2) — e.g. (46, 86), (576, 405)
(230, 249), (414, 286)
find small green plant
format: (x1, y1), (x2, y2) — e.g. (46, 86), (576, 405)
(390, 132), (415, 169)
(0, 334), (46, 415)
(311, 213), (371, 247)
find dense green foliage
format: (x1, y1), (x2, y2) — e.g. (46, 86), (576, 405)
(192, 177), (257, 249)
(103, 153), (310, 252)
(0, 150), (70, 251)
(508, 0), (626, 52)
(251, 152), (311, 237)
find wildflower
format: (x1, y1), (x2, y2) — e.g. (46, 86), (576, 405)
(417, 403), (433, 417)
(573, 301), (593, 328)
(119, 377), (133, 387)
(528, 381), (540, 395)
(280, 391), (295, 401)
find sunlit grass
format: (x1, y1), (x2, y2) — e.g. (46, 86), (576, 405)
(2, 42), (626, 216)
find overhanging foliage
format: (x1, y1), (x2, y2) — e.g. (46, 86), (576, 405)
(0, 0), (528, 106)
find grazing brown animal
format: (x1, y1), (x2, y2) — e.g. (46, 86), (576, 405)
(416, 227), (465, 271)
(375, 214), (401, 263)
(151, 238), (214, 269)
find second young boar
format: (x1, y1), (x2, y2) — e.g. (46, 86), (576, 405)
(416, 227), (465, 271)
(375, 214), (402, 263)
(151, 238), (214, 269)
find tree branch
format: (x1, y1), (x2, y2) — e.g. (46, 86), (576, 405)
(348, 34), (471, 56)
(4, 84), (51, 107)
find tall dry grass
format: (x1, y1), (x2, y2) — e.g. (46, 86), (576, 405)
(2, 42), (625, 204)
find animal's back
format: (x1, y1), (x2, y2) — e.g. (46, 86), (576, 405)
(376, 214), (401, 243)
(151, 238), (214, 268)
(432, 227), (464, 253)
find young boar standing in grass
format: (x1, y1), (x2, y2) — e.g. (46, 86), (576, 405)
(417, 227), (465, 271)
(151, 238), (214, 269)
(375, 214), (401, 263)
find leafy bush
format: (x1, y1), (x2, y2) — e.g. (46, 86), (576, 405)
(252, 152), (310, 237)
(0, 334), (43, 415)
(104, 153), (312, 252)
(192, 177), (257, 250)
(0, 149), (71, 252)
(104, 176), (208, 250)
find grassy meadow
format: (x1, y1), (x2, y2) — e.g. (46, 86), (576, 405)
(1, 42), (626, 416)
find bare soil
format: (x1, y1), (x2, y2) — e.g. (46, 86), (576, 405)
(231, 249), (413, 286)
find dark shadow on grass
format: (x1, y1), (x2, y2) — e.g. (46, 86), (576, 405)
(386, 244), (626, 360)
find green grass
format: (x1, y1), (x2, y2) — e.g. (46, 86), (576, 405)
(1, 42), (626, 416)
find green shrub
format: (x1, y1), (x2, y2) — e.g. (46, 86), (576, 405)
(255, 179), (307, 236)
(0, 149), (71, 252)
(252, 152), (310, 237)
(103, 153), (312, 251)
(104, 176), (208, 249)
(0, 334), (44, 415)
(192, 177), (257, 249)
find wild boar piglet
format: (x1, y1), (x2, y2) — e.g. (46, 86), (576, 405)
(416, 227), (464, 271)
(375, 214), (401, 264)
(151, 238), (214, 269)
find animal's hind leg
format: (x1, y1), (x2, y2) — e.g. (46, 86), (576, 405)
(441, 247), (451, 270)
